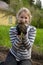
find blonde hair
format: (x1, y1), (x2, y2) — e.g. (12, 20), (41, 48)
(16, 7), (32, 23)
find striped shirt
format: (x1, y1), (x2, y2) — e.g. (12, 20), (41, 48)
(9, 25), (36, 61)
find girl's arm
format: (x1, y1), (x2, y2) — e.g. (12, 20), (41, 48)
(9, 27), (22, 50)
(23, 26), (36, 50)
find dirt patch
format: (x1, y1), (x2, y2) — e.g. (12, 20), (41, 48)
(0, 46), (43, 65)
(31, 50), (43, 65)
(0, 46), (9, 61)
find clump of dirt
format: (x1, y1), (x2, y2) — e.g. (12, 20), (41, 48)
(0, 46), (43, 65)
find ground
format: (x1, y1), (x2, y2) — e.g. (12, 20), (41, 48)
(0, 46), (43, 65)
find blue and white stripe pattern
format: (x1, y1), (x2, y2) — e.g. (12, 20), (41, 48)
(9, 25), (36, 61)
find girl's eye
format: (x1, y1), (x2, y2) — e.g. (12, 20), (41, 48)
(25, 17), (27, 19)
(21, 16), (23, 18)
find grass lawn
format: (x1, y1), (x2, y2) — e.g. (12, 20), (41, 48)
(0, 25), (11, 48)
(33, 29), (43, 54)
(0, 25), (43, 54)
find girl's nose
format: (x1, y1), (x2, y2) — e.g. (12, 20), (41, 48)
(22, 18), (25, 22)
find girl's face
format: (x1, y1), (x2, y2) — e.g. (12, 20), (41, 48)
(18, 11), (30, 26)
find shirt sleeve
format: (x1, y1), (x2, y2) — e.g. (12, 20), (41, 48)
(23, 26), (36, 50)
(9, 27), (22, 50)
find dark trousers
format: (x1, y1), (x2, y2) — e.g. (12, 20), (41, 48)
(3, 51), (32, 65)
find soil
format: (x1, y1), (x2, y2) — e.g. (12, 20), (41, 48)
(0, 46), (43, 65)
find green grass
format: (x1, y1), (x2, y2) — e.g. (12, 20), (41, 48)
(34, 29), (43, 54)
(0, 25), (11, 48)
(0, 26), (43, 54)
